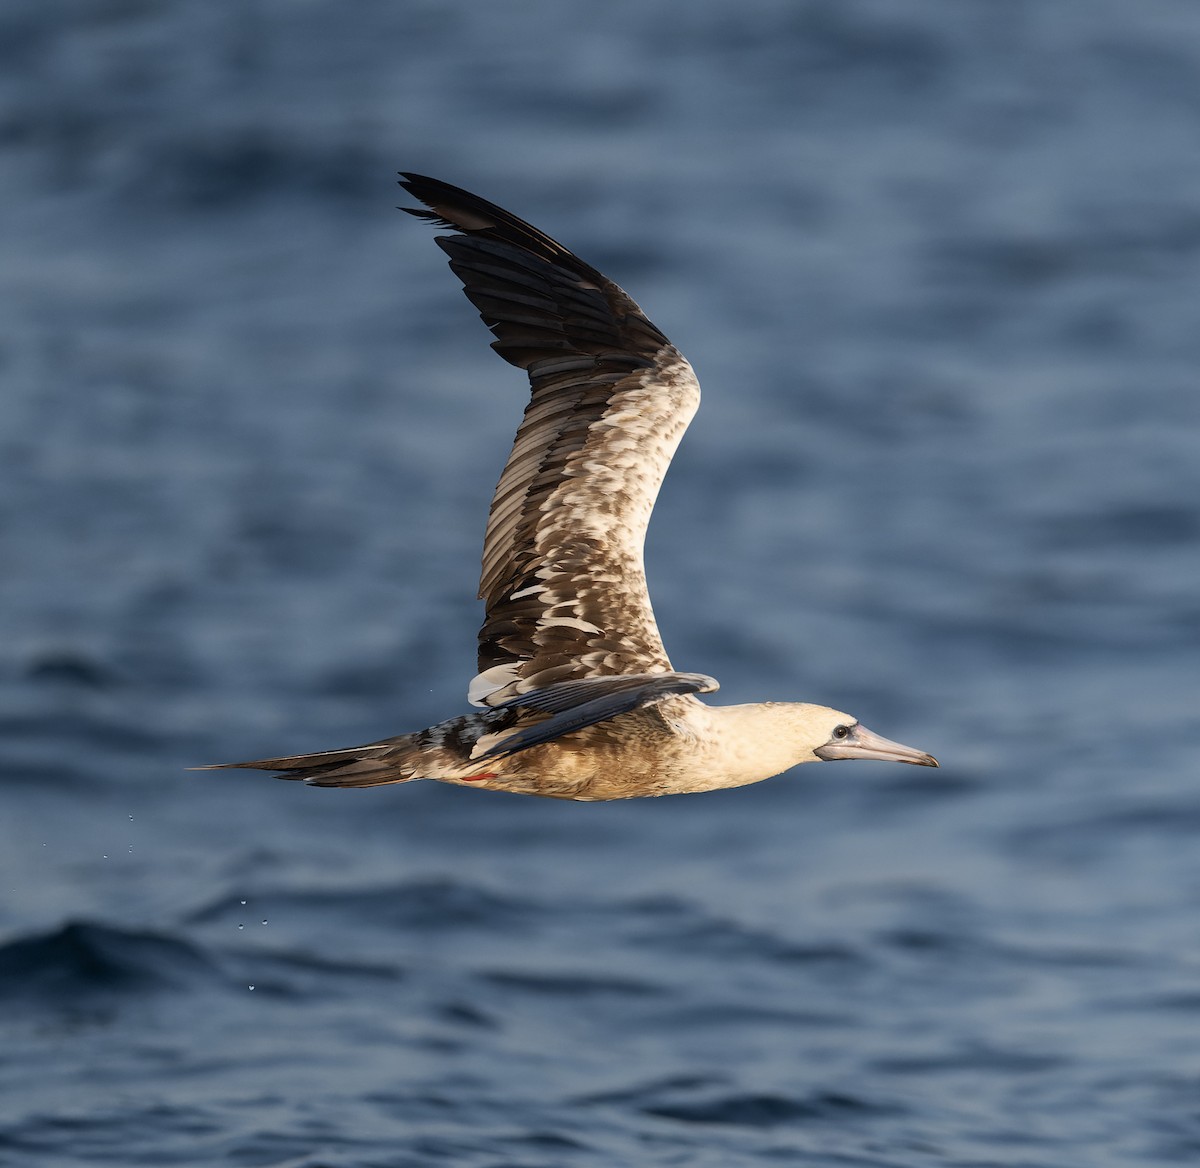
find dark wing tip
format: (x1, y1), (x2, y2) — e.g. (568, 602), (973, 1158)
(398, 172), (507, 227)
(395, 171), (613, 285)
(397, 172), (477, 229)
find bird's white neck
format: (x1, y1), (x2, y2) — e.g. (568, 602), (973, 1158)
(683, 701), (837, 793)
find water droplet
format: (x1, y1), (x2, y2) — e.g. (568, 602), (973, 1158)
(128, 845), (133, 853)
(248, 985), (255, 991)
(237, 924), (244, 930)
(240, 900), (247, 906)
(261, 919), (268, 926)
(128, 815), (134, 821)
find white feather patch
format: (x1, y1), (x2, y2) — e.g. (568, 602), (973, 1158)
(538, 616), (602, 635)
(467, 662), (522, 707)
(469, 730), (514, 760)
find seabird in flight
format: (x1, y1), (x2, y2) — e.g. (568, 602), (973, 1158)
(203, 174), (937, 799)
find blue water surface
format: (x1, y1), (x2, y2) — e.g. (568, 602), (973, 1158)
(2, 2), (1199, 1165)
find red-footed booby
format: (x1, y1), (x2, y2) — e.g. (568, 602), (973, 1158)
(202, 174), (937, 799)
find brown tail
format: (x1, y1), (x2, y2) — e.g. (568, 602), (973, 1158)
(194, 733), (426, 788)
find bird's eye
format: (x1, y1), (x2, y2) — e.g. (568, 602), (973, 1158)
(832, 724), (850, 739)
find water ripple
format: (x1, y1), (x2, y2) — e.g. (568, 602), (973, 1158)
(0, 920), (217, 1002)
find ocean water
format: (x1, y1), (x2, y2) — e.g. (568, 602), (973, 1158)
(3, 1), (1200, 1164)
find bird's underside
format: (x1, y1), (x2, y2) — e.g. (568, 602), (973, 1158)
(202, 174), (938, 798)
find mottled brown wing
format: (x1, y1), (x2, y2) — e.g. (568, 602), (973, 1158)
(400, 174), (702, 706)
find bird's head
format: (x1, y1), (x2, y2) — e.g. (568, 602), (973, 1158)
(699, 701), (938, 791)
(801, 705), (938, 768)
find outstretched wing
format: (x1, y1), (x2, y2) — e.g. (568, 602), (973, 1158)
(400, 174), (702, 707)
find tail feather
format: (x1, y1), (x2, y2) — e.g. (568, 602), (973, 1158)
(195, 735), (425, 788)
